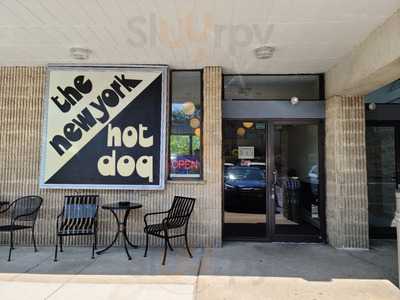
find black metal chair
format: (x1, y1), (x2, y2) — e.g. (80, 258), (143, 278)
(0, 196), (43, 261)
(144, 196), (196, 265)
(54, 195), (99, 262)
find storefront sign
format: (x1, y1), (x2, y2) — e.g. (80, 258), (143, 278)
(40, 64), (168, 190)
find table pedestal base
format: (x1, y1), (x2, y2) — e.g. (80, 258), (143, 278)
(96, 208), (138, 260)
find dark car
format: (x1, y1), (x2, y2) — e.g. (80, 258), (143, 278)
(224, 166), (266, 213)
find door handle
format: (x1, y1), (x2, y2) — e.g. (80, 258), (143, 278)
(273, 170), (278, 185)
(271, 170), (278, 200)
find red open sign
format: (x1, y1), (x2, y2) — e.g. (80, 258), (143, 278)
(171, 159), (199, 171)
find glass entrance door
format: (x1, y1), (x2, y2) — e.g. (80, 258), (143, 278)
(223, 119), (324, 241)
(223, 120), (268, 239)
(366, 123), (398, 238)
(272, 122), (323, 241)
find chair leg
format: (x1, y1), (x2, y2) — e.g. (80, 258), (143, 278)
(167, 239), (174, 251)
(54, 236), (59, 262)
(32, 227), (38, 252)
(8, 231), (14, 262)
(11, 230), (15, 250)
(144, 233), (149, 257)
(184, 233), (192, 258)
(91, 235), (95, 259)
(162, 236), (168, 266)
(94, 233), (98, 250)
(59, 236), (63, 252)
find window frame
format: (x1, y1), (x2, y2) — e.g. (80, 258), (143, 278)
(168, 69), (204, 181)
(222, 73), (325, 101)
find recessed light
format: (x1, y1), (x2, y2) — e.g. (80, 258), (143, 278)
(70, 47), (92, 60)
(254, 45), (275, 59)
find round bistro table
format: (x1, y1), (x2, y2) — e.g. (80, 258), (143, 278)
(96, 202), (142, 260)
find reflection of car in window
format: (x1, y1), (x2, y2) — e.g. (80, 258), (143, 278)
(249, 162), (266, 170)
(224, 166), (266, 213)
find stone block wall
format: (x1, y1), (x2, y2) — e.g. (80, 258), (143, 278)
(325, 95), (369, 249)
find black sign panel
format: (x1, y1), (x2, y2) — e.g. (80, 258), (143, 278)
(40, 65), (168, 190)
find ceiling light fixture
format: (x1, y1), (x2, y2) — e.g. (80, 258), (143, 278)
(254, 45), (275, 59)
(70, 47), (92, 60)
(242, 122), (254, 129)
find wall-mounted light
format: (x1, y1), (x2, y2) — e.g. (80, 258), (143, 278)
(368, 102), (377, 111)
(290, 96), (299, 105)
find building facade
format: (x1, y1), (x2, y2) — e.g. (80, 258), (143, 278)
(0, 6), (399, 251)
(0, 63), (394, 250)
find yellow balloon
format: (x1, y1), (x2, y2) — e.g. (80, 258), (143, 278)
(182, 101), (196, 115)
(236, 127), (246, 136)
(190, 118), (200, 129)
(194, 128), (201, 137)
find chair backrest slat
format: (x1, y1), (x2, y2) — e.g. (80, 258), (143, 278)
(167, 196), (196, 227)
(61, 195), (98, 234)
(63, 195), (98, 219)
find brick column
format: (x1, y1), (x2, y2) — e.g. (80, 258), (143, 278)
(325, 96), (369, 249)
(203, 66), (222, 180)
(202, 66), (223, 247)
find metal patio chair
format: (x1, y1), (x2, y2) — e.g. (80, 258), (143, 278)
(0, 195), (43, 261)
(144, 196), (196, 265)
(54, 195), (99, 262)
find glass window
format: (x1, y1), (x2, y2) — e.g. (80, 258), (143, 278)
(224, 74), (322, 101)
(169, 71), (202, 179)
(366, 125), (397, 238)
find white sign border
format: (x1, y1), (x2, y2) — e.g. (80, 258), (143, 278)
(39, 64), (168, 190)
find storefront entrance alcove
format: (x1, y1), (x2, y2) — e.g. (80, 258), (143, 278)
(222, 74), (326, 242)
(223, 120), (325, 242)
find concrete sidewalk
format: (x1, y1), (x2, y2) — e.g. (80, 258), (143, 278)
(0, 240), (398, 300)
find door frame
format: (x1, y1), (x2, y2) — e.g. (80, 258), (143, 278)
(222, 118), (327, 242)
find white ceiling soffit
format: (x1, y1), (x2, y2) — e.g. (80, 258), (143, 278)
(0, 0), (399, 73)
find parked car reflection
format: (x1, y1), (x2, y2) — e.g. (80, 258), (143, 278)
(224, 166), (266, 213)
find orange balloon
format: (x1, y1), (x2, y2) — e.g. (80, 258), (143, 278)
(194, 128), (201, 137)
